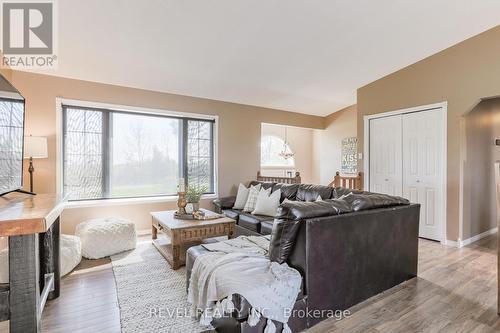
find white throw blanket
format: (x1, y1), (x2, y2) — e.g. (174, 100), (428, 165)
(187, 236), (302, 333)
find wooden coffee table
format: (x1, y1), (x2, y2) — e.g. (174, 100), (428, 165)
(150, 209), (235, 269)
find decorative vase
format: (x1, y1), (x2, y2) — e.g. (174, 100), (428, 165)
(191, 202), (200, 212)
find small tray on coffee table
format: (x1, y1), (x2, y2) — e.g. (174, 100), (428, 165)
(150, 209), (235, 269)
(174, 210), (223, 220)
(173, 212), (195, 220)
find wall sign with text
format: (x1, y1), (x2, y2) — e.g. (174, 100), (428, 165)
(341, 137), (357, 174)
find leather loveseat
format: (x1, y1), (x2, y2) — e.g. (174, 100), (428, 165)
(187, 181), (420, 332)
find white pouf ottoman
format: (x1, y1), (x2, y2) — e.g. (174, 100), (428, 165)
(61, 234), (82, 276)
(75, 218), (137, 259)
(0, 234), (82, 283)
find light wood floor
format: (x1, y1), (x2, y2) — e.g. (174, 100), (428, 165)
(307, 235), (499, 333)
(41, 258), (121, 333)
(20, 234), (499, 333)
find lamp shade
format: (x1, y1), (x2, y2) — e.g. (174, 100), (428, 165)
(24, 136), (48, 159)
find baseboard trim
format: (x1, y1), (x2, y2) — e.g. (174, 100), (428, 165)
(445, 227), (497, 248)
(137, 229), (152, 236)
(443, 239), (459, 248)
(459, 227), (498, 247)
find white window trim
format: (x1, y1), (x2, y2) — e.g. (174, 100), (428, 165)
(64, 193), (218, 209)
(0, 91), (24, 100)
(55, 97), (219, 207)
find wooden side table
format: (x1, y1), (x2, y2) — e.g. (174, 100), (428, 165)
(150, 209), (235, 269)
(0, 193), (66, 333)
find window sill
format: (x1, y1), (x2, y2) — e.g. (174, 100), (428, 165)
(64, 194), (218, 209)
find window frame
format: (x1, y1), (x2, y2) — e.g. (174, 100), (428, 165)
(56, 98), (218, 204)
(0, 96), (26, 194)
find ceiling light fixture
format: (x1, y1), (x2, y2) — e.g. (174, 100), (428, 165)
(279, 126), (295, 160)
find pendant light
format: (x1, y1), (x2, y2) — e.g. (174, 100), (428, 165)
(279, 126), (295, 160)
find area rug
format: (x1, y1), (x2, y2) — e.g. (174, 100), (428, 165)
(111, 241), (211, 333)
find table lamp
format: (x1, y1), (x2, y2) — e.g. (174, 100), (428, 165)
(24, 136), (48, 194)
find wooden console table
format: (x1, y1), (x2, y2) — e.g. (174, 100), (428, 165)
(0, 193), (66, 333)
(151, 209), (235, 269)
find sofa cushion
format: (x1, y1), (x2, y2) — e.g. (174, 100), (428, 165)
(213, 196), (236, 211)
(249, 181), (275, 191)
(186, 243), (209, 291)
(296, 184), (333, 202)
(269, 218), (301, 264)
(342, 193), (410, 211)
(235, 224), (261, 237)
(260, 220), (274, 235)
(223, 209), (241, 222)
(279, 200), (351, 220)
(272, 183), (299, 202)
(238, 213), (273, 232)
(332, 187), (364, 198)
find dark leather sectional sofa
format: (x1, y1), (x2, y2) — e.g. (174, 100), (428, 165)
(187, 181), (420, 332)
(213, 181), (343, 236)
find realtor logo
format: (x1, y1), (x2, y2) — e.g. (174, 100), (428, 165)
(0, 0), (57, 68)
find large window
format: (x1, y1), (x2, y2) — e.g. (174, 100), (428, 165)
(62, 104), (215, 201)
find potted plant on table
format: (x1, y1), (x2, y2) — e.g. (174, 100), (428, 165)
(186, 184), (207, 213)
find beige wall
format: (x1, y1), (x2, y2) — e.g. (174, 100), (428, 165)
(7, 70), (323, 233)
(313, 105), (357, 185)
(462, 99), (500, 239)
(357, 25), (500, 242)
(0, 66), (12, 82)
(260, 123), (314, 184)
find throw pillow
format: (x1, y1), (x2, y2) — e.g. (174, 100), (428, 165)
(233, 183), (261, 209)
(252, 189), (282, 217)
(244, 186), (269, 212)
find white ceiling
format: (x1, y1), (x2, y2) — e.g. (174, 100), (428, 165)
(33, 0), (500, 116)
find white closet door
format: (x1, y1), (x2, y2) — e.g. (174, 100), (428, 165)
(402, 109), (444, 241)
(369, 115), (403, 196)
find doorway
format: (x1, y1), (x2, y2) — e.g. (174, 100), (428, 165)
(461, 98), (500, 244)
